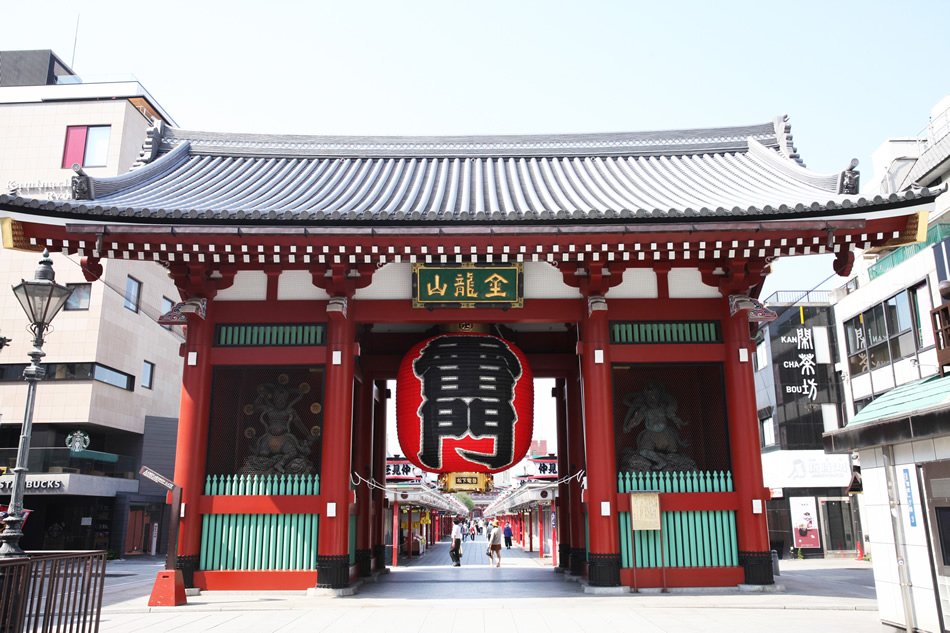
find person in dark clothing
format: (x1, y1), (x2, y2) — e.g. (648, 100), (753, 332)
(503, 522), (513, 549)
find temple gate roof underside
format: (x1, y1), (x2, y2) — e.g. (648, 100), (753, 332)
(0, 117), (939, 227)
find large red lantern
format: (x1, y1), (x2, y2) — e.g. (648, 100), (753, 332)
(396, 333), (534, 474)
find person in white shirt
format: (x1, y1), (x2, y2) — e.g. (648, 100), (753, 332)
(451, 519), (464, 566)
(488, 519), (503, 567)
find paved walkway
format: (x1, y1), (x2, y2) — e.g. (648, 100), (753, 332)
(98, 538), (886, 633)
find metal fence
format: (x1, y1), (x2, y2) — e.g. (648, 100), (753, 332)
(0, 551), (106, 633)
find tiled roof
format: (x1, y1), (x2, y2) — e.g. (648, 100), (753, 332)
(0, 117), (940, 225)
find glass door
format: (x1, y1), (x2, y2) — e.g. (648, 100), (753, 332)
(819, 497), (856, 552)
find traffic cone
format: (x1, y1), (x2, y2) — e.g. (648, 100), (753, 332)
(855, 541), (864, 561)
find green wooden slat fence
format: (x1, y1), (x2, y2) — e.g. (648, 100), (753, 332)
(215, 324), (326, 347)
(617, 470), (738, 568)
(199, 474), (321, 571)
(610, 321), (721, 344)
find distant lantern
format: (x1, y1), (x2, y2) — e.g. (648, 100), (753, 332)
(396, 333), (534, 474)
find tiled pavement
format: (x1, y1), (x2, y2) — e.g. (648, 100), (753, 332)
(97, 538), (886, 633)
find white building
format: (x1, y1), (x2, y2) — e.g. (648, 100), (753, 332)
(0, 50), (182, 555)
(825, 95), (950, 632)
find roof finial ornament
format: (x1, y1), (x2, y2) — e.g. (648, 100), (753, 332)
(839, 158), (860, 195)
(130, 119), (165, 170)
(70, 164), (92, 200)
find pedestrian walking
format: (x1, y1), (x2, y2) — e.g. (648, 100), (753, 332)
(503, 522), (513, 549)
(450, 519), (463, 566)
(488, 519), (503, 567)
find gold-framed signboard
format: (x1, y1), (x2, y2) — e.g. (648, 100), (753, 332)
(412, 263), (523, 309)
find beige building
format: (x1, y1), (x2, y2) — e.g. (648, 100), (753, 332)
(0, 50), (182, 555)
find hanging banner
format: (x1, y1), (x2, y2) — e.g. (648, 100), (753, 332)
(396, 333), (534, 474)
(789, 496), (821, 549)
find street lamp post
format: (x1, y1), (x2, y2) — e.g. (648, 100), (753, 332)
(0, 250), (73, 557)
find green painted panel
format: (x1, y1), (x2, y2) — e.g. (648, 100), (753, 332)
(215, 324), (327, 347)
(610, 321), (721, 344)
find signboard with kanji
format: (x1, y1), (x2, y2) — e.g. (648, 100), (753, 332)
(412, 264), (523, 309)
(396, 333), (534, 473)
(630, 492), (661, 531)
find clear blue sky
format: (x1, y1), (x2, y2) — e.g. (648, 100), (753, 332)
(6, 0), (949, 295)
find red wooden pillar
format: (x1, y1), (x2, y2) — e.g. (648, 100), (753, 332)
(579, 295), (620, 586)
(315, 297), (356, 589)
(170, 300), (214, 587)
(566, 370), (586, 576)
(551, 499), (558, 568)
(554, 379), (570, 570)
(391, 500), (399, 568)
(353, 376), (374, 577)
(538, 507), (544, 559)
(723, 307), (773, 584)
(371, 380), (388, 570)
(406, 507), (413, 559)
(528, 509), (534, 552)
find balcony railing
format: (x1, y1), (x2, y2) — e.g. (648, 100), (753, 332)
(0, 449), (138, 480)
(868, 224), (950, 281)
(761, 290), (832, 305)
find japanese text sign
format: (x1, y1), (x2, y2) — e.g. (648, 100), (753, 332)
(412, 264), (523, 308)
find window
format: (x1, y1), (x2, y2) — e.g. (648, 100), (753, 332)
(760, 417), (775, 447)
(936, 507), (950, 566)
(0, 362), (134, 391)
(92, 364), (134, 390)
(142, 361), (155, 390)
(124, 276), (141, 312)
(64, 283), (91, 311)
(845, 288), (928, 376)
(62, 125), (110, 168)
(755, 341), (768, 371)
(160, 296), (174, 330)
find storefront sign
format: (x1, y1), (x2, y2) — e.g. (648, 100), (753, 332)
(903, 468), (917, 527)
(412, 264), (523, 309)
(397, 333), (533, 473)
(139, 466), (176, 491)
(789, 496), (821, 548)
(630, 493), (661, 530)
(66, 430), (90, 453)
(0, 476), (66, 493)
(761, 450), (851, 488)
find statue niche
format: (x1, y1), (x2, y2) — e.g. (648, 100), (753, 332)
(618, 382), (697, 473)
(239, 375), (321, 475)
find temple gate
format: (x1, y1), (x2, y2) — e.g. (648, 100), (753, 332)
(0, 117), (937, 592)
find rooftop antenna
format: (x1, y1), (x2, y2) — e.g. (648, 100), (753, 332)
(70, 14), (80, 68)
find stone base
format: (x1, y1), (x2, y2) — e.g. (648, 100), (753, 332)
(307, 579), (363, 597)
(184, 588), (202, 597)
(738, 550), (774, 585)
(582, 583), (629, 595)
(315, 554), (350, 589)
(176, 554), (199, 588)
(569, 548), (586, 576)
(355, 549), (372, 577)
(738, 583), (786, 593)
(587, 553), (621, 587)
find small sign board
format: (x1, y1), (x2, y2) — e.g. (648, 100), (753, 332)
(139, 466), (176, 491)
(630, 492), (661, 531)
(412, 264), (523, 309)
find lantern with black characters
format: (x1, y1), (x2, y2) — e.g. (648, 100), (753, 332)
(396, 333), (533, 474)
